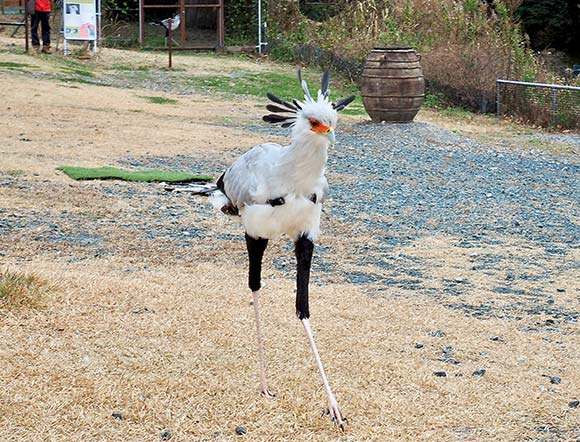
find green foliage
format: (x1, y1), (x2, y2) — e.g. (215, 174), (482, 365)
(264, 0), (546, 114)
(102, 0), (138, 20)
(422, 92), (449, 108)
(299, 0), (340, 22)
(224, 0), (261, 45)
(517, 0), (580, 53)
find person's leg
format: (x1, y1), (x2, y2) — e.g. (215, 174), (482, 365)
(40, 12), (51, 52)
(30, 12), (41, 49)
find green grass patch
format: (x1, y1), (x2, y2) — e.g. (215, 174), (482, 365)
(0, 61), (32, 69)
(187, 71), (366, 115)
(0, 270), (53, 310)
(0, 61), (34, 72)
(57, 166), (213, 183)
(439, 107), (474, 120)
(61, 67), (95, 77)
(141, 96), (178, 105)
(109, 64), (152, 72)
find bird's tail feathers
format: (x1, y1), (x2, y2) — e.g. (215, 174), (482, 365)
(208, 191), (228, 210)
(165, 183), (217, 195)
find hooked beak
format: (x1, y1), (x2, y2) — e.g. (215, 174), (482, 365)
(326, 129), (336, 145)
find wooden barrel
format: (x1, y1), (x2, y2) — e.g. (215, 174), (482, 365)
(361, 47), (425, 122)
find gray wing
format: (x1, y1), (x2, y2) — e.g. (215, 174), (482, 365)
(222, 142), (286, 209)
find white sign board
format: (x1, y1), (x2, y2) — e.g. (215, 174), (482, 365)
(64, 0), (97, 41)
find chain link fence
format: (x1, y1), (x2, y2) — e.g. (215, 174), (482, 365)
(496, 79), (580, 129)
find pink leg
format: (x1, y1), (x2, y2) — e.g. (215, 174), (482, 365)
(301, 318), (345, 430)
(252, 290), (275, 398)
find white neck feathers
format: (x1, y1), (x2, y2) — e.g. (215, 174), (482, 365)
(277, 135), (328, 191)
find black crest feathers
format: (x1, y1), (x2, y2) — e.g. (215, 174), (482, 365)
(320, 69), (330, 99)
(262, 70), (355, 127)
(332, 95), (356, 112)
(262, 91), (299, 127)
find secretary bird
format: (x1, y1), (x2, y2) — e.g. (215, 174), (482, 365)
(150, 13), (180, 46)
(209, 69), (355, 430)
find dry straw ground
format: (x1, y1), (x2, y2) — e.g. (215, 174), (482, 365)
(1, 36), (579, 441)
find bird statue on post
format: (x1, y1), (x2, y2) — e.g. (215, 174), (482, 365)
(150, 13), (180, 46)
(209, 70), (355, 430)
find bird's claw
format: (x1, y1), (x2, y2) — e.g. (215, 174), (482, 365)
(261, 389), (276, 399)
(324, 399), (346, 431)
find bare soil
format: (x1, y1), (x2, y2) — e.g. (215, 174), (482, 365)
(1, 36), (579, 441)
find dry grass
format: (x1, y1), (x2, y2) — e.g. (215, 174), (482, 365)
(0, 36), (579, 441)
(2, 259), (579, 441)
(0, 269), (54, 309)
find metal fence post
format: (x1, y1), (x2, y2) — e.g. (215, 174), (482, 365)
(551, 88), (558, 126)
(496, 79), (500, 119)
(495, 79), (579, 129)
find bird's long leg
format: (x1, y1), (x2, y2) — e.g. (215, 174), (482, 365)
(295, 234), (345, 430)
(251, 289), (274, 398)
(245, 233), (274, 398)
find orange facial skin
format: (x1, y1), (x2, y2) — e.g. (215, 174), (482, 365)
(308, 117), (332, 135)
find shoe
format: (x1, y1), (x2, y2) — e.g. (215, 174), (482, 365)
(32, 45), (40, 53)
(41, 45), (52, 54)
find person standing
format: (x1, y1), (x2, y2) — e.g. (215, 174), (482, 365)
(30, 0), (51, 53)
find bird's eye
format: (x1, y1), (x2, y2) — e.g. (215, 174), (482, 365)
(309, 118), (320, 127)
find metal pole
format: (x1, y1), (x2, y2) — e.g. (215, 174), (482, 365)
(25, 11), (29, 52)
(496, 79), (500, 119)
(138, 0), (143, 48)
(168, 17), (172, 68)
(551, 88), (558, 126)
(257, 0), (261, 54)
(95, 0), (100, 53)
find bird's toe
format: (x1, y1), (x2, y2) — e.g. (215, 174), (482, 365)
(261, 390), (276, 399)
(324, 400), (346, 431)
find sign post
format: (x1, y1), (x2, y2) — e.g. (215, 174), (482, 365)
(63, 0), (98, 55)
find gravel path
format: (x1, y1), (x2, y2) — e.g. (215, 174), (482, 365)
(117, 120), (580, 325)
(3, 108), (579, 326)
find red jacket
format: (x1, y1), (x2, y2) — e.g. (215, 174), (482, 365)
(35, 0), (51, 12)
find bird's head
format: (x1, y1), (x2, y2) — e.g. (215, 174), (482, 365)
(262, 70), (355, 146)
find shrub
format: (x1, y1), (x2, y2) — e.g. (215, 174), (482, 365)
(266, 0), (540, 115)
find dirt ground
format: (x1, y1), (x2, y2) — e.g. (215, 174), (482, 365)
(1, 36), (580, 441)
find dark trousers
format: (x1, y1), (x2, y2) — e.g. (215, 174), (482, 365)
(31, 11), (51, 47)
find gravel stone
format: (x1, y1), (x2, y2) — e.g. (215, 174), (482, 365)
(235, 426), (247, 436)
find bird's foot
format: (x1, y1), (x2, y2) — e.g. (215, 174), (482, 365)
(322, 396), (346, 431)
(260, 389), (276, 399)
